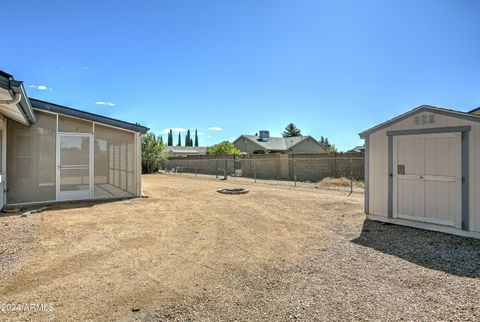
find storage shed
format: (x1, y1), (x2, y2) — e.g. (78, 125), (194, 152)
(360, 105), (480, 239)
(0, 71), (148, 208)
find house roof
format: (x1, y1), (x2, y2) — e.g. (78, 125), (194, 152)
(0, 70), (36, 126)
(30, 98), (149, 134)
(234, 135), (324, 151)
(349, 145), (365, 152)
(359, 105), (480, 139)
(162, 146), (207, 154)
(469, 107), (480, 114)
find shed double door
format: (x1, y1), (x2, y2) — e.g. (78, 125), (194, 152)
(394, 133), (461, 227)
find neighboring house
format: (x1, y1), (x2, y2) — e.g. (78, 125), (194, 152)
(233, 131), (327, 154)
(0, 70), (148, 208)
(360, 104), (480, 239)
(469, 107), (480, 115)
(162, 146), (207, 157)
(349, 145), (365, 153)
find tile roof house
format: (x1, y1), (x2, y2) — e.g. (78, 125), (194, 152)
(161, 146), (208, 157)
(233, 131), (327, 154)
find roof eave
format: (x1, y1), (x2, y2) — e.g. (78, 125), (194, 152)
(11, 80), (37, 125)
(358, 105), (480, 139)
(30, 98), (149, 134)
(0, 77), (36, 126)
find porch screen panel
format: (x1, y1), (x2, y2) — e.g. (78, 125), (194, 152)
(94, 124), (135, 198)
(59, 115), (93, 133)
(7, 111), (57, 204)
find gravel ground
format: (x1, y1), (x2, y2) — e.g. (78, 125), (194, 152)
(0, 174), (479, 321)
(0, 212), (40, 280)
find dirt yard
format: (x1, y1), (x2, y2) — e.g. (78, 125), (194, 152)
(0, 174), (479, 321)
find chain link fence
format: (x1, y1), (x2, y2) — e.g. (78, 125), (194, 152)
(162, 153), (364, 187)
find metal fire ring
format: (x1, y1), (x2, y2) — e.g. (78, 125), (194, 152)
(217, 188), (249, 195)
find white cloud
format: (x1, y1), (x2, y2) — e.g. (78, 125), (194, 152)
(162, 127), (187, 134)
(95, 101), (116, 106)
(29, 84), (50, 91)
(197, 131), (205, 136)
(208, 127), (223, 131)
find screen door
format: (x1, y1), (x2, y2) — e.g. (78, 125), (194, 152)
(56, 133), (93, 201)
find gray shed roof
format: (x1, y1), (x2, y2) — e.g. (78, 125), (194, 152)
(30, 98), (149, 134)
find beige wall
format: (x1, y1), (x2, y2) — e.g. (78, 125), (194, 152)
(367, 110), (480, 233)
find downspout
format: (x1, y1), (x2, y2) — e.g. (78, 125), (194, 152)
(0, 93), (21, 106)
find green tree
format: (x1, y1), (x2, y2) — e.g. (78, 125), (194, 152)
(194, 129), (199, 147)
(167, 129), (173, 146)
(159, 136), (164, 145)
(141, 132), (165, 173)
(185, 129), (191, 146)
(177, 132), (182, 146)
(207, 141), (240, 156)
(282, 123), (302, 137)
(319, 136), (337, 152)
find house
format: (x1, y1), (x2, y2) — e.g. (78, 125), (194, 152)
(162, 146), (207, 157)
(0, 70), (148, 208)
(349, 145), (365, 153)
(469, 107), (480, 115)
(233, 131), (327, 154)
(360, 105), (480, 239)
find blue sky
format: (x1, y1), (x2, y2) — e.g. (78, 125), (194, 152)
(2, 0), (480, 151)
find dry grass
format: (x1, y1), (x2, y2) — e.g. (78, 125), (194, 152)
(0, 174), (478, 321)
(318, 176), (364, 188)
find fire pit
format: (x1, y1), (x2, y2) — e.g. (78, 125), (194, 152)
(217, 188), (249, 195)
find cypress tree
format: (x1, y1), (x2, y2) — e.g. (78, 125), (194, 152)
(185, 130), (191, 146)
(194, 129), (199, 147)
(159, 136), (164, 145)
(167, 129), (173, 146)
(177, 132), (181, 146)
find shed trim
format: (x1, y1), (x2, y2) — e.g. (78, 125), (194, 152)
(461, 131), (469, 231)
(364, 136), (369, 214)
(387, 135), (393, 218)
(386, 126), (471, 137)
(360, 105), (480, 139)
(386, 126), (471, 230)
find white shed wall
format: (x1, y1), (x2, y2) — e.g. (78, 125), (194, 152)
(367, 110), (480, 233)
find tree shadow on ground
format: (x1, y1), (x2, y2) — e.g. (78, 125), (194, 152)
(351, 220), (480, 278)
